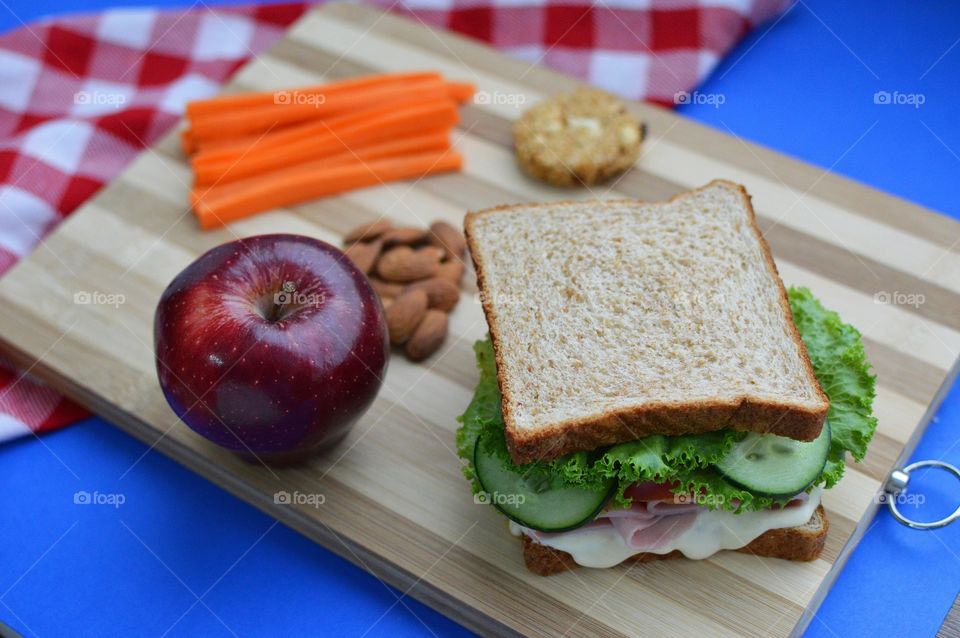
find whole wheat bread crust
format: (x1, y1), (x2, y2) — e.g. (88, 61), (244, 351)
(464, 180), (830, 465)
(521, 505), (828, 576)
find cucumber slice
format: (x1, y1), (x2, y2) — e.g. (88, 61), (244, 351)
(714, 422), (831, 499)
(473, 434), (614, 532)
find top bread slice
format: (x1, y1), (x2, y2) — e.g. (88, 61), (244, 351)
(464, 180), (830, 464)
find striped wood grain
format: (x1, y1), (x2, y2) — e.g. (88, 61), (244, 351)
(0, 4), (958, 637)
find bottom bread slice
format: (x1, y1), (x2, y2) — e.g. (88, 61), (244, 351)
(522, 505), (828, 576)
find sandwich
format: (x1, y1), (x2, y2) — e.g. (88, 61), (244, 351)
(456, 180), (877, 575)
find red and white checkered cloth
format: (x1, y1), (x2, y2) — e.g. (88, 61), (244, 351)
(0, 0), (789, 443)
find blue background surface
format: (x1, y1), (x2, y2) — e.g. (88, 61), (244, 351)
(2, 1), (960, 636)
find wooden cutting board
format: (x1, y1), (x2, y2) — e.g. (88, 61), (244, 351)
(1, 4), (959, 636)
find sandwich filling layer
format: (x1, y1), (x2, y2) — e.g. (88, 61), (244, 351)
(457, 288), (877, 517)
(510, 487), (822, 567)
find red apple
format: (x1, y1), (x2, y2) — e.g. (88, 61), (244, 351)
(154, 234), (389, 464)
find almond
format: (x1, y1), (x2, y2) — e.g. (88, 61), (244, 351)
(437, 260), (465, 284)
(343, 239), (381, 274)
(429, 221), (466, 260)
(406, 277), (460, 312)
(381, 227), (427, 247)
(417, 245), (446, 263)
(369, 277), (405, 299)
(405, 310), (448, 361)
(385, 289), (428, 345)
(344, 219), (392, 243)
(377, 246), (440, 282)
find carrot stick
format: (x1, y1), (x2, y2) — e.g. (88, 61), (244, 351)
(185, 71), (443, 120)
(181, 129), (197, 156)
(447, 81), (475, 103)
(192, 100), (459, 186)
(193, 96), (451, 162)
(192, 90), (451, 159)
(192, 105), (380, 157)
(325, 130), (450, 162)
(189, 130), (451, 206)
(192, 80), (475, 152)
(193, 150), (463, 229)
(188, 77), (450, 141)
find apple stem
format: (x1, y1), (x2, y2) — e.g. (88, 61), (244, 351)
(269, 281), (296, 322)
(267, 303), (282, 322)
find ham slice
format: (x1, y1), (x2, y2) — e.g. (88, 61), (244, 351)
(602, 502), (698, 551)
(524, 483), (810, 553)
(526, 500), (697, 552)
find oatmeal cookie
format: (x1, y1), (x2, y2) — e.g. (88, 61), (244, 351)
(513, 88), (644, 186)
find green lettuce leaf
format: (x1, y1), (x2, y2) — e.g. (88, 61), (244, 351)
(455, 339), (502, 492)
(788, 287), (878, 488)
(594, 432), (745, 508)
(456, 287), (878, 511)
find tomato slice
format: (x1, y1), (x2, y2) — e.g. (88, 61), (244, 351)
(624, 480), (681, 502)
